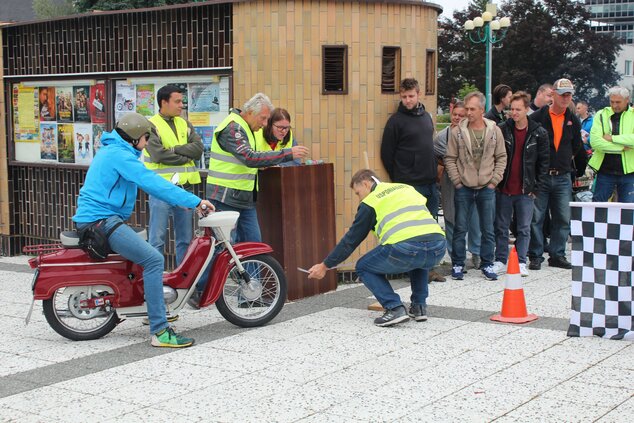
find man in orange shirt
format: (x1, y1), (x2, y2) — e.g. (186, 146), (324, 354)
(527, 78), (583, 270)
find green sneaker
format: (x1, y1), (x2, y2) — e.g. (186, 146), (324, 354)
(151, 327), (194, 348)
(142, 315), (179, 326)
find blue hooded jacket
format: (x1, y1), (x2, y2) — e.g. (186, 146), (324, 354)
(73, 130), (201, 223)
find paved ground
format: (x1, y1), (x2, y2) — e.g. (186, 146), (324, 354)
(0, 252), (632, 422)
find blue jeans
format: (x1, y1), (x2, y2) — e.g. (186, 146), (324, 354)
(412, 184), (439, 219)
(78, 216), (168, 335)
(148, 195), (193, 266)
(452, 186), (496, 268)
(495, 193), (534, 264)
(356, 239), (446, 310)
(529, 174), (571, 261)
(445, 208), (481, 257)
(593, 172), (634, 203)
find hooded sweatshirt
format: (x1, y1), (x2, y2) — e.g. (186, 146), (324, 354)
(380, 102), (437, 186)
(73, 130), (201, 223)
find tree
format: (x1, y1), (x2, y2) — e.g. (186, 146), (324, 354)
(32, 0), (75, 18)
(438, 0), (621, 111)
(74, 0), (192, 12)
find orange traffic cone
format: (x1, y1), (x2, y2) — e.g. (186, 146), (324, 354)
(490, 247), (538, 324)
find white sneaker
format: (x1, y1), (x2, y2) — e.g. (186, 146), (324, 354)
(492, 261), (506, 274)
(519, 263), (529, 277)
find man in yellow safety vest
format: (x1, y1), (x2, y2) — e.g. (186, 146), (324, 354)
(308, 169), (446, 327)
(144, 85), (203, 266)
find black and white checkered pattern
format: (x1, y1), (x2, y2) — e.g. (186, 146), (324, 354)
(568, 202), (634, 340)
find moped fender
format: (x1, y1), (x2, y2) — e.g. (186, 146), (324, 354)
(199, 242), (273, 308)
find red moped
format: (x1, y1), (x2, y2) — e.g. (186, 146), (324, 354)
(25, 211), (287, 341)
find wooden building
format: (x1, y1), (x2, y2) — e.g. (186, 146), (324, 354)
(0, 0), (441, 268)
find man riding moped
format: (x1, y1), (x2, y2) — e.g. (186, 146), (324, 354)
(73, 113), (214, 348)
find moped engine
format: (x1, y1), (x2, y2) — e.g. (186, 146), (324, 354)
(163, 286), (178, 304)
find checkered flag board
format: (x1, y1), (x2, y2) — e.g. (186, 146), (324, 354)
(568, 202), (633, 340)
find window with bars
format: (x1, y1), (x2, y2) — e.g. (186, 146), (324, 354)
(381, 47), (401, 93)
(425, 50), (436, 95)
(322, 45), (348, 94)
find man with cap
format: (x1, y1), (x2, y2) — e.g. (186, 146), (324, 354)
(528, 78), (583, 270)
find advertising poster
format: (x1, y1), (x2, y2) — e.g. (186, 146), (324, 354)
(74, 123), (93, 165)
(56, 87), (74, 123)
(39, 87), (56, 121)
(93, 123), (106, 156)
(89, 83), (106, 124)
(40, 123), (58, 161)
(14, 85), (39, 142)
(136, 84), (155, 116)
(115, 81), (136, 121)
(189, 83), (220, 112)
(57, 123), (75, 163)
(73, 86), (91, 122)
(194, 126), (215, 169)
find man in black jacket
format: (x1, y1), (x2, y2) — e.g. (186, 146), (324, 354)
(484, 84), (512, 124)
(493, 92), (549, 277)
(528, 78), (583, 270)
(381, 78), (444, 282)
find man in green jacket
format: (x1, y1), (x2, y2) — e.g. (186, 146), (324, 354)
(589, 86), (634, 202)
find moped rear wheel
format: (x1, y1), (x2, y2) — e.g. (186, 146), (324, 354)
(42, 286), (119, 341)
(216, 254), (287, 328)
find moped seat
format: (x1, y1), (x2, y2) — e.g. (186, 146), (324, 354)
(60, 226), (147, 247)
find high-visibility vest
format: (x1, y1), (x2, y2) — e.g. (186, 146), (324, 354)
(362, 183), (444, 245)
(254, 128), (294, 152)
(208, 112), (258, 191)
(144, 115), (201, 185)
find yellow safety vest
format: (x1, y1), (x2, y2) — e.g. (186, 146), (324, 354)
(362, 183), (444, 245)
(144, 115), (201, 185)
(208, 112), (258, 191)
(254, 128), (294, 152)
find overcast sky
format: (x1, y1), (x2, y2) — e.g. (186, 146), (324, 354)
(438, 0), (474, 18)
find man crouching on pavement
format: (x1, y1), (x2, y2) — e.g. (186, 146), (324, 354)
(308, 169), (446, 327)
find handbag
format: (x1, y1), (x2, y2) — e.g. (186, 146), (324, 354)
(78, 219), (123, 260)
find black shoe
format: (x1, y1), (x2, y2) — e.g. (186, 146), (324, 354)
(548, 256), (572, 269)
(238, 299), (272, 308)
(408, 304), (428, 322)
(528, 258), (542, 270)
(374, 305), (409, 327)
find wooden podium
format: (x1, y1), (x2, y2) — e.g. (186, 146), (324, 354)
(256, 163), (338, 300)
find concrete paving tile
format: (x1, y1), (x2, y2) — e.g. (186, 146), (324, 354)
(0, 407), (32, 422)
(541, 380), (633, 408)
(20, 335), (143, 362)
(595, 396), (634, 423)
(103, 406), (202, 423)
(600, 345), (634, 371)
(98, 378), (194, 406)
(0, 412), (65, 423)
(497, 355), (590, 386)
(296, 413), (367, 422)
(572, 365), (634, 389)
(38, 396), (139, 422)
(499, 395), (614, 422)
(371, 371), (467, 405)
(0, 352), (55, 378)
(213, 399), (314, 423)
(53, 371), (148, 395)
(0, 386), (89, 414)
(310, 367), (397, 393)
(538, 343), (623, 366)
(366, 324), (443, 345)
(265, 383), (352, 413)
(0, 337), (60, 355)
(166, 344), (285, 373)
(395, 404), (492, 423)
(256, 359), (342, 384)
(153, 388), (248, 420)
(473, 326), (568, 358)
(204, 332), (283, 354)
(324, 391), (422, 421)
(562, 336), (632, 355)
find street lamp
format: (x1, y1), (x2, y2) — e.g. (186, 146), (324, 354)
(464, 3), (511, 110)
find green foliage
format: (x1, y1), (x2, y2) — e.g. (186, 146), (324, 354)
(74, 0), (193, 12)
(437, 113), (451, 124)
(457, 82), (478, 100)
(32, 0), (75, 18)
(438, 0), (621, 111)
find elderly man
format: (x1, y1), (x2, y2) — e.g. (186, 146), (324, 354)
(589, 86), (634, 203)
(528, 79), (583, 270)
(445, 92), (507, 281)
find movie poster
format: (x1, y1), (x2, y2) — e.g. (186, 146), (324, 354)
(194, 126), (215, 169)
(57, 123), (75, 163)
(39, 87), (56, 121)
(92, 123), (106, 156)
(115, 81), (136, 121)
(89, 83), (106, 124)
(73, 86), (91, 122)
(173, 83), (188, 119)
(40, 122), (58, 161)
(14, 85), (39, 142)
(74, 123), (93, 165)
(136, 84), (155, 116)
(189, 83), (220, 112)
(56, 87), (74, 122)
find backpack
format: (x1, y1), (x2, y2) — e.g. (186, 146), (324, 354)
(78, 219), (123, 260)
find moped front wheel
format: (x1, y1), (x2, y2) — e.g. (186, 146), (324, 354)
(216, 254), (287, 328)
(42, 286), (119, 341)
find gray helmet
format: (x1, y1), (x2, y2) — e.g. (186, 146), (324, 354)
(116, 113), (154, 141)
